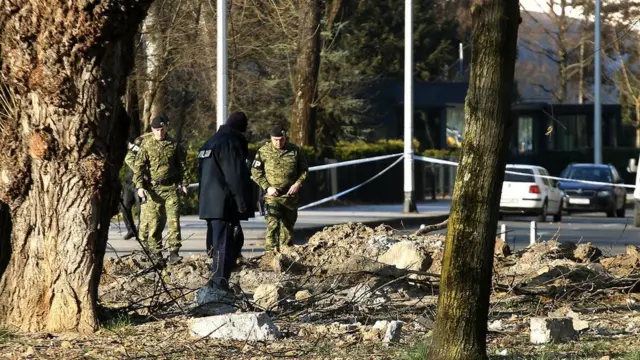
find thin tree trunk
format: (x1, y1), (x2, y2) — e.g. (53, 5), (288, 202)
(426, 0), (520, 358)
(141, 1), (166, 130)
(578, 25), (585, 104)
(0, 1), (150, 334)
(126, 76), (142, 139)
(290, 0), (322, 146)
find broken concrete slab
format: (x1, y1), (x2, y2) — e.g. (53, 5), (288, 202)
(378, 241), (431, 276)
(189, 312), (281, 341)
(383, 320), (404, 344)
(530, 317), (578, 344)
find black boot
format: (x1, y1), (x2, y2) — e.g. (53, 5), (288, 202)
(167, 250), (183, 265)
(123, 230), (135, 240)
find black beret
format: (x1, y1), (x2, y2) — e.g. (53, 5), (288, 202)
(151, 115), (168, 129)
(269, 124), (286, 137)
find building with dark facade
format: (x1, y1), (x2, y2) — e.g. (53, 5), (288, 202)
(363, 80), (636, 180)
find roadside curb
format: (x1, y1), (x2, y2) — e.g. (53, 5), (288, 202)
(292, 213), (450, 242)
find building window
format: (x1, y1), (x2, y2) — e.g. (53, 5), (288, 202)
(575, 115), (589, 149)
(446, 106), (464, 148)
(517, 116), (534, 153)
(548, 115), (574, 151)
(547, 114), (590, 151)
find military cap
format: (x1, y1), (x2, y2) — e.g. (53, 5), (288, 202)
(151, 115), (169, 129)
(269, 124), (286, 137)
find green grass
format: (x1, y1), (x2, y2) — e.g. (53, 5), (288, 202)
(101, 313), (134, 336)
(406, 341), (430, 360)
(0, 327), (14, 344)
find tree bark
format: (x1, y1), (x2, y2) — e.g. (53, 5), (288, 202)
(426, 0), (520, 359)
(290, 0), (322, 146)
(141, 1), (167, 130)
(125, 73), (142, 139)
(0, 0), (151, 334)
(578, 25), (585, 104)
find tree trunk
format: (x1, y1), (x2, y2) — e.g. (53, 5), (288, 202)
(635, 102), (640, 148)
(578, 25), (585, 104)
(290, 0), (322, 146)
(125, 75), (142, 139)
(0, 201), (11, 279)
(0, 0), (151, 334)
(141, 1), (166, 130)
(426, 0), (520, 359)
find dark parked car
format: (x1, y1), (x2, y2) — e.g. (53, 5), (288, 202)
(557, 163), (627, 218)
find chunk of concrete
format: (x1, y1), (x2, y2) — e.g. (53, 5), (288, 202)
(253, 284), (284, 310)
(530, 317), (577, 344)
(189, 312), (281, 341)
(378, 241), (431, 275)
(383, 320), (404, 344)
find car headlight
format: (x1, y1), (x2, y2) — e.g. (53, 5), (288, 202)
(597, 190), (612, 197)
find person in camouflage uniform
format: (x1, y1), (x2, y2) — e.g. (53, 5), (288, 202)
(132, 115), (189, 266)
(251, 124), (308, 252)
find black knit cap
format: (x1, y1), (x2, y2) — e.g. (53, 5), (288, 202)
(226, 111), (248, 133)
(269, 124), (286, 137)
(150, 115), (168, 129)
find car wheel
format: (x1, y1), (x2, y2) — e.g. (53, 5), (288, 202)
(553, 200), (563, 222)
(606, 206), (615, 218)
(536, 201), (547, 222)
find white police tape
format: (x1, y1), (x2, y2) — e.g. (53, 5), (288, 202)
(246, 154), (404, 218)
(414, 155), (638, 190)
(298, 154), (405, 210)
(308, 153), (403, 172)
(187, 152), (404, 188)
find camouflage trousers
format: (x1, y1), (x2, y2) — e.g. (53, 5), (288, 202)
(138, 185), (182, 254)
(264, 200), (298, 252)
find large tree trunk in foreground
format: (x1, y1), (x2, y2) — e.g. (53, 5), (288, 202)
(426, 1), (520, 359)
(0, 0), (151, 334)
(290, 0), (322, 146)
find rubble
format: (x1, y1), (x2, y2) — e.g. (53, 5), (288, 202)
(574, 242), (602, 263)
(530, 317), (578, 344)
(95, 222), (640, 357)
(382, 320), (404, 344)
(189, 312), (281, 341)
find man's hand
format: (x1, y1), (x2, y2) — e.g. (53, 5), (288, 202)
(267, 187), (279, 196)
(287, 182), (301, 195)
(137, 188), (148, 199)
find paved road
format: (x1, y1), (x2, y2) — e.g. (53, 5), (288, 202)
(107, 199), (639, 258)
(106, 201), (451, 258)
(423, 212), (640, 256)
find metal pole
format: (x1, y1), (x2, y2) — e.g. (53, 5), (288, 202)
(594, 0), (602, 164)
(459, 42), (464, 78)
(403, 0), (417, 213)
(216, 0), (228, 130)
(530, 221), (537, 245)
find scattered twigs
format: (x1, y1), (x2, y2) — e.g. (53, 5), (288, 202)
(412, 218), (449, 236)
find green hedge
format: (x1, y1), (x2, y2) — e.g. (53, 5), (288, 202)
(177, 139), (460, 214)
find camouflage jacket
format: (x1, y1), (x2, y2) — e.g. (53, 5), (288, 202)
(251, 141), (308, 197)
(132, 133), (188, 190)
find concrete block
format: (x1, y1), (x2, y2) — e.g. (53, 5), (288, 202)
(189, 312), (281, 341)
(530, 317), (577, 344)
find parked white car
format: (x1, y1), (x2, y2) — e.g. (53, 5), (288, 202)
(499, 164), (564, 222)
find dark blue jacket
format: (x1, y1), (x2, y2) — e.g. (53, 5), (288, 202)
(197, 125), (254, 220)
